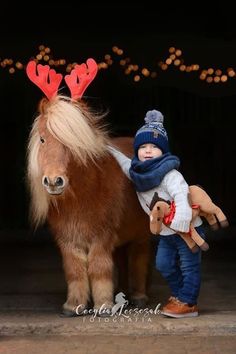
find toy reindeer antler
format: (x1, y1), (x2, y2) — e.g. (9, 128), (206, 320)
(64, 58), (98, 99)
(26, 61), (63, 100)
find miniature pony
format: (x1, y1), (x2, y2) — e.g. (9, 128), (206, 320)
(149, 185), (229, 252)
(26, 59), (151, 316)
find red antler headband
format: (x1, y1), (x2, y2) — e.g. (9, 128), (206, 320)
(26, 61), (63, 100)
(26, 58), (98, 100)
(65, 58), (98, 99)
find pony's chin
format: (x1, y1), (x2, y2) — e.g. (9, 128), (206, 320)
(46, 188), (65, 195)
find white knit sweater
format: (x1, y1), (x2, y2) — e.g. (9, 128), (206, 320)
(108, 146), (202, 236)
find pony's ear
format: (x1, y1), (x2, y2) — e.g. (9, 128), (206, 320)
(37, 98), (49, 114)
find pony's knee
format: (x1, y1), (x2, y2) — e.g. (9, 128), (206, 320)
(88, 257), (113, 280)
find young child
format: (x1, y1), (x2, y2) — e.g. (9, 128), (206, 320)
(108, 109), (205, 318)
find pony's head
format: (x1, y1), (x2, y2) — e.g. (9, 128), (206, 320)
(26, 59), (109, 226)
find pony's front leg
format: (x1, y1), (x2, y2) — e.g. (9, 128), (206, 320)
(88, 243), (114, 314)
(60, 246), (90, 316)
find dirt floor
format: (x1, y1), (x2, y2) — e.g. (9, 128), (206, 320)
(1, 335), (236, 354)
(0, 226), (235, 353)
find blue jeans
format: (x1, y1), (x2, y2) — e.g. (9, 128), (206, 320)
(155, 226), (205, 305)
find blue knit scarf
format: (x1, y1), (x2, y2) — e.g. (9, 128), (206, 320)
(129, 153), (180, 192)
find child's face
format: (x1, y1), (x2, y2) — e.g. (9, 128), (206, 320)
(138, 143), (162, 161)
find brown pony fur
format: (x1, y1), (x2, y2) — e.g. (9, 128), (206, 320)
(149, 185), (229, 252)
(27, 95), (151, 316)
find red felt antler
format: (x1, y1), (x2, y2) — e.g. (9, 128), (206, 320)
(26, 61), (63, 100)
(64, 58), (98, 99)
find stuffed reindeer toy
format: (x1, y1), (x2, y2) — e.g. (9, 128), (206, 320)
(149, 185), (229, 253)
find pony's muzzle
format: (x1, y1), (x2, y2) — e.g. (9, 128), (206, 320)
(42, 175), (67, 195)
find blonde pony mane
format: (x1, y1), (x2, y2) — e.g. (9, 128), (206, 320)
(46, 95), (109, 163)
(27, 95), (110, 227)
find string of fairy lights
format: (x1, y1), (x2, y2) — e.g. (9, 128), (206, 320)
(1, 44), (235, 84)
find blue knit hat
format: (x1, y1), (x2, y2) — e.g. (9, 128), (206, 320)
(133, 110), (169, 155)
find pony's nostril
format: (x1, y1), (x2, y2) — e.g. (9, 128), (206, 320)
(43, 176), (49, 186)
(55, 177), (64, 187)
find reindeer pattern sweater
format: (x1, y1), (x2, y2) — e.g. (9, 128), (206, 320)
(108, 146), (202, 236)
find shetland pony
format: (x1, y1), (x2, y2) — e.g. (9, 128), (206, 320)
(26, 60), (151, 316)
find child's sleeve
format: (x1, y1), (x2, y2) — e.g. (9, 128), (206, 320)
(164, 170), (192, 232)
(108, 146), (132, 179)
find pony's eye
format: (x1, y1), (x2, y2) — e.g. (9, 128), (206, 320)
(40, 137), (45, 144)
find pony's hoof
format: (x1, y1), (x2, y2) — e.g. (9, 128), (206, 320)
(60, 304), (89, 317)
(130, 296), (148, 308)
(96, 308), (113, 317)
(60, 309), (78, 318)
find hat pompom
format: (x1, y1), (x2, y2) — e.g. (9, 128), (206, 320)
(144, 110), (164, 124)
